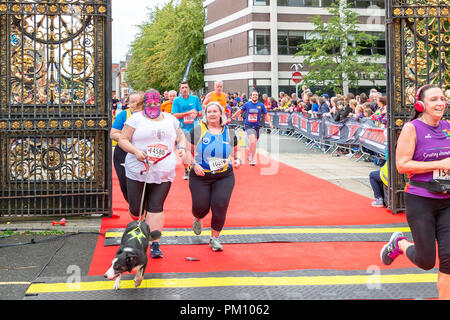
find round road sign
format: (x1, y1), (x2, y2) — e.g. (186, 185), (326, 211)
(292, 71), (302, 84)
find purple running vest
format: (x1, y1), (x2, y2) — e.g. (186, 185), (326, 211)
(406, 119), (450, 199)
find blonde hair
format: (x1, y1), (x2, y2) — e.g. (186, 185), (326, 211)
(355, 105), (363, 113)
(128, 91), (145, 110)
(349, 99), (358, 107)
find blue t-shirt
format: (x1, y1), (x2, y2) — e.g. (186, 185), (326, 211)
(312, 103), (320, 112)
(171, 95), (202, 132)
(112, 109), (131, 130)
(241, 100), (267, 127)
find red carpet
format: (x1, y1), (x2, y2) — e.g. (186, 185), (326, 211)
(89, 152), (409, 276)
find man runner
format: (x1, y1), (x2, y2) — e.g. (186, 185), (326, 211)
(202, 81), (230, 120)
(231, 90), (273, 166)
(172, 81), (203, 179)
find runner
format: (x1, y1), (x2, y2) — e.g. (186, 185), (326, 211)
(110, 91), (144, 203)
(161, 90), (177, 114)
(171, 81), (203, 180)
(380, 84), (450, 299)
(231, 90), (274, 166)
(186, 101), (241, 251)
(202, 81), (230, 120)
(118, 90), (187, 259)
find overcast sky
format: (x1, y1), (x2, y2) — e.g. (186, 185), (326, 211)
(111, 0), (169, 63)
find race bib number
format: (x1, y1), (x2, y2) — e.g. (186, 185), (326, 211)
(248, 113), (258, 123)
(433, 169), (450, 180)
(146, 144), (169, 163)
(208, 157), (228, 172)
(183, 114), (196, 124)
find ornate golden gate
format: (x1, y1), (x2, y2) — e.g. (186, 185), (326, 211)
(0, 0), (112, 218)
(386, 0), (450, 213)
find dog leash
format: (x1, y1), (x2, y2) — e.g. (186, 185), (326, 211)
(137, 151), (172, 227)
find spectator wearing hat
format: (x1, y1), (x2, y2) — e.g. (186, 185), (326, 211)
(317, 96), (330, 118)
(321, 94), (330, 108)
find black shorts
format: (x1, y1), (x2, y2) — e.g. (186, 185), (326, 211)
(244, 125), (260, 139)
(126, 178), (172, 216)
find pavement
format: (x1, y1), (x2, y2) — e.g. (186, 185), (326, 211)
(0, 131), (381, 300)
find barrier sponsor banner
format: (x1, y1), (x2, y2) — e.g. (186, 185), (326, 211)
(277, 112), (290, 127)
(358, 122), (387, 155)
(321, 117), (347, 144)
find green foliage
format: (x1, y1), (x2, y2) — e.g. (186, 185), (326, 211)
(295, 0), (386, 94)
(127, 0), (205, 92)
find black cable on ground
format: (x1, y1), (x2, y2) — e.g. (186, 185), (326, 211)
(32, 236), (68, 282)
(0, 231), (105, 248)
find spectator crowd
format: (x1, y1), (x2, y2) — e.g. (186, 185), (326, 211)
(258, 85), (388, 129)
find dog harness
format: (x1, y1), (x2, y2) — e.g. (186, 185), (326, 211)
(127, 225), (147, 245)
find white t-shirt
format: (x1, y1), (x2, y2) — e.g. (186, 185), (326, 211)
(124, 112), (179, 184)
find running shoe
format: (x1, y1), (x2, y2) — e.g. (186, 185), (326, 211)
(249, 159), (256, 166)
(193, 219), (202, 235)
(209, 238), (223, 252)
(380, 231), (407, 265)
(150, 242), (163, 258)
(371, 197), (384, 208)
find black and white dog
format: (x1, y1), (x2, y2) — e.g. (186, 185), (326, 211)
(104, 220), (161, 290)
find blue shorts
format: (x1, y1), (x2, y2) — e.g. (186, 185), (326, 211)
(244, 125), (260, 140)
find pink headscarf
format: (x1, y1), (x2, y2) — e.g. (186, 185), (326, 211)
(144, 91), (161, 106)
(143, 91), (161, 119)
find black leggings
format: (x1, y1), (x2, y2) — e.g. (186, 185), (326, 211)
(189, 169), (235, 232)
(404, 193), (450, 274)
(126, 178), (172, 216)
(113, 146), (128, 203)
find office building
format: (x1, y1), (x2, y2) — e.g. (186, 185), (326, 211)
(203, 0), (386, 98)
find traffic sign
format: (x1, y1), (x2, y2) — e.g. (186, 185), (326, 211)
(292, 71), (302, 84)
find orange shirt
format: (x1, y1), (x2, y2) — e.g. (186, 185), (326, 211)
(209, 91), (229, 117)
(210, 92), (227, 107)
(161, 100), (173, 113)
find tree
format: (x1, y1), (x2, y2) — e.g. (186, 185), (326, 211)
(127, 0), (205, 92)
(295, 0), (386, 95)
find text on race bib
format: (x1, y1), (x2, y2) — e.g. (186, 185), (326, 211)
(248, 114), (258, 123)
(146, 144), (169, 163)
(183, 114), (196, 124)
(434, 169), (450, 180)
(208, 157), (228, 172)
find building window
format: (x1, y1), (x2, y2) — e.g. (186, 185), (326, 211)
(277, 0), (384, 8)
(249, 84), (271, 99)
(278, 0), (304, 6)
(372, 31), (385, 55)
(304, 0), (320, 6)
(249, 0), (270, 6)
(356, 31), (385, 56)
(277, 0), (333, 6)
(248, 30), (271, 55)
(346, 0), (385, 9)
(278, 31), (305, 55)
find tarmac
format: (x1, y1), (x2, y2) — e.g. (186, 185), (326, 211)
(0, 131), (380, 300)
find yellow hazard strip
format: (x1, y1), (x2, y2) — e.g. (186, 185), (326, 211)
(105, 227), (411, 239)
(26, 273), (436, 294)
